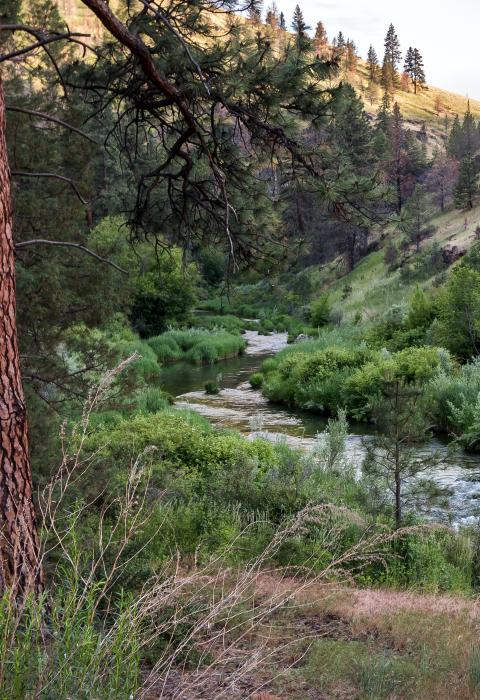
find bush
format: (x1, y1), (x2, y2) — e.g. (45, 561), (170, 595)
(191, 314), (244, 334)
(428, 359), (480, 449)
(205, 381), (220, 394)
(249, 372), (264, 389)
(309, 295), (332, 327)
(261, 341), (446, 421)
(147, 329), (246, 364)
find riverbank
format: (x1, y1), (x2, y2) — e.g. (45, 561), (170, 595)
(161, 331), (480, 524)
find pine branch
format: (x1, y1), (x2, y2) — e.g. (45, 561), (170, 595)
(15, 239), (128, 275)
(11, 171), (89, 205)
(6, 106), (97, 143)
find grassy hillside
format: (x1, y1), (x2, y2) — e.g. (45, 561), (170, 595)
(302, 202), (480, 324)
(351, 58), (480, 118)
(54, 1), (478, 136)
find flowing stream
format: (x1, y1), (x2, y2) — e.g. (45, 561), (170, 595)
(160, 331), (480, 524)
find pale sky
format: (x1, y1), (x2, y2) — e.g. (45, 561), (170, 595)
(276, 0), (480, 99)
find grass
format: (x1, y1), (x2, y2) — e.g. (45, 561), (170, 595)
(191, 313), (246, 334)
(147, 328), (247, 364)
(231, 581), (480, 700)
(307, 203), (480, 327)
(347, 57), (480, 141)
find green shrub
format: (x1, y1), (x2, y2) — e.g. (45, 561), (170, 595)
(205, 381), (220, 394)
(134, 386), (173, 413)
(309, 295), (332, 327)
(428, 359), (480, 449)
(147, 335), (182, 362)
(147, 329), (246, 364)
(0, 589), (140, 699)
(261, 340), (446, 421)
(249, 372), (264, 389)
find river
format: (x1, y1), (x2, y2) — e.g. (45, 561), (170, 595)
(160, 331), (480, 525)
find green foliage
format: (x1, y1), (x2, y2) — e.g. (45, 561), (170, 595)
(0, 590), (139, 700)
(382, 530), (473, 593)
(249, 372), (264, 389)
(148, 328), (246, 364)
(191, 314), (244, 334)
(428, 359), (480, 449)
(131, 250), (198, 337)
(309, 295), (332, 327)
(469, 645), (480, 692)
(397, 185), (436, 251)
(205, 381), (220, 395)
(262, 338), (445, 421)
(454, 157), (479, 210)
(436, 265), (480, 358)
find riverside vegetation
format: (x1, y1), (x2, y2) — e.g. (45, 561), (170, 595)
(3, 1), (480, 698)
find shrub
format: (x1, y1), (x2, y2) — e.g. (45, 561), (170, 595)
(147, 335), (182, 362)
(205, 381), (220, 394)
(249, 372), (264, 389)
(134, 386), (173, 413)
(148, 329), (246, 364)
(309, 295), (332, 327)
(261, 340), (446, 422)
(428, 359), (480, 449)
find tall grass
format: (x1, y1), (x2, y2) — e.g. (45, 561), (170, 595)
(0, 360), (396, 699)
(148, 328), (246, 364)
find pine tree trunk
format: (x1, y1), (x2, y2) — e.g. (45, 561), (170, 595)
(0, 76), (43, 600)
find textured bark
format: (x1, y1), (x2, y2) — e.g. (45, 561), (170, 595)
(0, 76), (43, 599)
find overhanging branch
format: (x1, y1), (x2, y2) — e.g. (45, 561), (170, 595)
(6, 106), (98, 143)
(15, 239), (128, 275)
(11, 171), (89, 206)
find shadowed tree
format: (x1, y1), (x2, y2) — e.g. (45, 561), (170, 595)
(454, 157), (478, 210)
(367, 44), (379, 83)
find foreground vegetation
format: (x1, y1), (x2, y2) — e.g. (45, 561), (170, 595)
(4, 0), (480, 696)
(1, 371), (477, 698)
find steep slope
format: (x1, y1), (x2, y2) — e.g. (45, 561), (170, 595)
(306, 202), (480, 324)
(345, 58), (480, 151)
(53, 1), (479, 136)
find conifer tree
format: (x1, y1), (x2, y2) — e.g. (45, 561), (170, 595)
(367, 45), (379, 83)
(462, 101), (478, 155)
(403, 47), (414, 79)
(265, 2), (279, 28)
(344, 40), (358, 73)
(447, 114), (463, 159)
(291, 4), (310, 49)
(398, 184), (435, 251)
(454, 157), (479, 210)
(336, 30), (346, 51)
(426, 151), (459, 212)
(314, 21), (328, 56)
(384, 23), (402, 69)
(248, 0), (263, 24)
(382, 23), (401, 95)
(404, 47), (426, 94)
(279, 11), (286, 29)
(448, 104), (480, 160)
(330, 83), (374, 170)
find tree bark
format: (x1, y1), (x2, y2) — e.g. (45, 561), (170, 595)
(0, 76), (43, 600)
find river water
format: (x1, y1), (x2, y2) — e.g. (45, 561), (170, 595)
(160, 331), (480, 525)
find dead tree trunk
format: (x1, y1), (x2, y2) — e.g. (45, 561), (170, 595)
(0, 76), (43, 600)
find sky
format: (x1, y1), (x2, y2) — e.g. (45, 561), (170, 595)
(276, 0), (480, 99)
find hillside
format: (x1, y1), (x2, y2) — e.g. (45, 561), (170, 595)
(54, 1), (479, 139)
(313, 203), (480, 324)
(347, 58), (480, 151)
